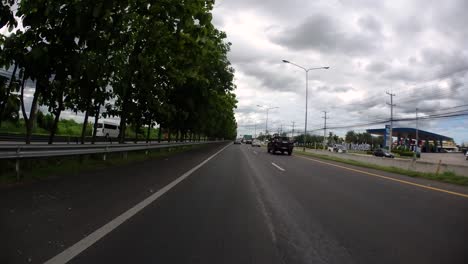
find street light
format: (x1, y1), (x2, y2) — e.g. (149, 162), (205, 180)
(257, 105), (279, 136)
(282, 59), (329, 151)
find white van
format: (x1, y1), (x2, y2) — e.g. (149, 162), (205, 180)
(95, 121), (120, 138)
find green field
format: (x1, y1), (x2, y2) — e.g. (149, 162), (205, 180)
(0, 119), (160, 139)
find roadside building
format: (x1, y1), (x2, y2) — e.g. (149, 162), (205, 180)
(366, 127), (455, 153)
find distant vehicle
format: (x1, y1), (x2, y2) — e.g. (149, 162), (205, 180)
(373, 148), (394, 158)
(234, 138), (242, 144)
(329, 145), (347, 153)
(465, 151), (468, 160)
(95, 121), (120, 138)
(243, 135), (253, 144)
(251, 139), (261, 147)
(267, 136), (294, 155)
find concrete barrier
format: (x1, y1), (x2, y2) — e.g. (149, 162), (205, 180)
(305, 149), (468, 177)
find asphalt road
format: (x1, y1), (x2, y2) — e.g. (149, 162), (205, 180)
(2, 143), (468, 263)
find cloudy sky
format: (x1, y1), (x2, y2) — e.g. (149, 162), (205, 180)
(2, 1), (467, 143)
(212, 0), (468, 144)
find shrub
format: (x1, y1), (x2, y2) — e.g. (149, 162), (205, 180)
(398, 151), (415, 157)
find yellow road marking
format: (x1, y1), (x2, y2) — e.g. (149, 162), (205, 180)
(295, 154), (468, 199)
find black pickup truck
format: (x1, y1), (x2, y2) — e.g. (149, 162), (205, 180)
(267, 136), (294, 155)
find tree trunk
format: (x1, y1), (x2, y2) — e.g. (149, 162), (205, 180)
(146, 121), (151, 143)
(20, 75), (27, 123)
(157, 125), (162, 143)
(92, 103), (101, 144)
(24, 81), (41, 144)
(0, 63), (18, 126)
(134, 123), (138, 143)
(81, 106), (90, 144)
(48, 108), (62, 144)
(167, 128), (171, 142)
(80, 86), (94, 144)
(48, 89), (64, 144)
(119, 97), (129, 144)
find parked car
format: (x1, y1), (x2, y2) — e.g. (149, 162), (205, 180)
(234, 138), (242, 144)
(465, 151), (468, 160)
(267, 136), (294, 155)
(251, 139), (261, 147)
(373, 148), (394, 158)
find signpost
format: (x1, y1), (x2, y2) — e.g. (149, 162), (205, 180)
(384, 125), (391, 149)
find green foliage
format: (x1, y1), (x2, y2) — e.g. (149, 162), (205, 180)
(295, 134), (323, 144)
(36, 110), (54, 131)
(391, 149), (416, 157)
(0, 0), (237, 144)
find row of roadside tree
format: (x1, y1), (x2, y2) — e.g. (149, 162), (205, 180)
(0, 0), (237, 144)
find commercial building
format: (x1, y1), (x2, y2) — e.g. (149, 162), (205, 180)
(366, 127), (455, 153)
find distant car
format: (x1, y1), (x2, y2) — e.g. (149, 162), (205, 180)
(251, 139), (261, 147)
(465, 151), (468, 160)
(234, 138), (242, 144)
(267, 136), (294, 155)
(373, 149), (394, 158)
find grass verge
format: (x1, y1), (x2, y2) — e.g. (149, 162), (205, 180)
(296, 150), (468, 186)
(0, 144), (202, 187)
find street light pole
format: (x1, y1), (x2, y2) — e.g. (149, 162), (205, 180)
(414, 107), (419, 159)
(257, 105), (278, 137)
(305, 70), (308, 151)
(282, 60), (329, 151)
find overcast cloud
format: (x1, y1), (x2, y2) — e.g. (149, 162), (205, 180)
(213, 0), (468, 143)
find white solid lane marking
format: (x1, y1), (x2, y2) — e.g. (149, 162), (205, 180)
(44, 144), (231, 264)
(271, 162), (285, 171)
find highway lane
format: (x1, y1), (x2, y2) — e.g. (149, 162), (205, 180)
(56, 143), (468, 264)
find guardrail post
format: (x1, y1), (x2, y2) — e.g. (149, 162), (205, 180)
(15, 146), (21, 181)
(435, 159), (442, 175)
(103, 145), (108, 161)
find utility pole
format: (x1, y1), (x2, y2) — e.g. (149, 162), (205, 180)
(280, 124), (283, 135)
(386, 91), (396, 154)
(254, 123), (257, 139)
(322, 111), (329, 150)
(414, 108), (419, 159)
(291, 121), (295, 138)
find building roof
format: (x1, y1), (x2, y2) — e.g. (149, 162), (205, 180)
(366, 127), (453, 141)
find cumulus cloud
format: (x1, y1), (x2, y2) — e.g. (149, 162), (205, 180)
(270, 14), (383, 56)
(214, 0), (468, 141)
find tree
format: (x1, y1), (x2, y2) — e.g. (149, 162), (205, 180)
(1, 0), (238, 144)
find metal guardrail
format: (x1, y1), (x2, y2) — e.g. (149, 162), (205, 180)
(1, 140), (224, 180)
(0, 141), (220, 159)
(0, 132), (161, 143)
